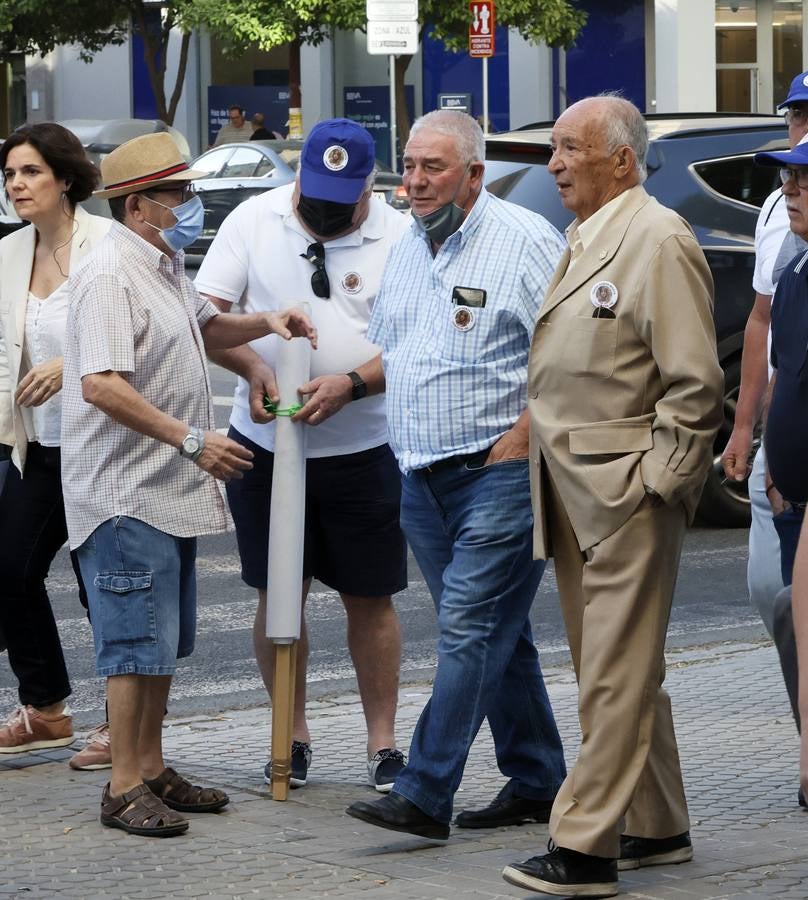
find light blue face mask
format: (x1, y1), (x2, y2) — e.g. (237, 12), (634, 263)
(143, 193), (204, 252)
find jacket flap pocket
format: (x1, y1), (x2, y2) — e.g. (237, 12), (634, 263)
(569, 424), (653, 456)
(94, 572), (152, 593)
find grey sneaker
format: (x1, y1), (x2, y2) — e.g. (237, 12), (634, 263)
(367, 748), (406, 793)
(264, 740), (312, 788)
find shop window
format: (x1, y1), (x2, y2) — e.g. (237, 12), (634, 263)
(773, 0), (802, 108)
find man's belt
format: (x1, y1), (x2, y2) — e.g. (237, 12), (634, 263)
(417, 448), (490, 475)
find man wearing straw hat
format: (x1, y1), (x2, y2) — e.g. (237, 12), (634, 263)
(60, 132), (315, 837)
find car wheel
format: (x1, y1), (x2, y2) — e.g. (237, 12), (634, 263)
(697, 356), (756, 528)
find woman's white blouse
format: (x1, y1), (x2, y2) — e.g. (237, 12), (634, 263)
(20, 282), (69, 447)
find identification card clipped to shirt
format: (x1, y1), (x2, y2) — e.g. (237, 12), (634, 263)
(451, 286), (487, 308)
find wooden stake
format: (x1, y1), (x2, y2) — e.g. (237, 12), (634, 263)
(270, 641), (298, 801)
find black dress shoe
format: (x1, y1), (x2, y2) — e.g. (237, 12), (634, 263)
(346, 792), (449, 840)
(502, 844), (618, 897)
(799, 788), (807, 809)
(618, 831), (692, 871)
(455, 782), (554, 828)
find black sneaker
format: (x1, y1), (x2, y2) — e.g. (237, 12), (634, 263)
(502, 843), (618, 897)
(367, 748), (406, 793)
(618, 831), (692, 870)
(263, 740), (312, 788)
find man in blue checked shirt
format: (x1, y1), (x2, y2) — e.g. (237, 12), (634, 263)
(346, 110), (567, 840)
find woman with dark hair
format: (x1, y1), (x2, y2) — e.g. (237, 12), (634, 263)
(0, 123), (110, 760)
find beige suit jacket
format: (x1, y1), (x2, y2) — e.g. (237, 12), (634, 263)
(528, 185), (723, 556)
(0, 205), (111, 474)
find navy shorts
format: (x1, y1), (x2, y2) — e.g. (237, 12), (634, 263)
(226, 427), (407, 597)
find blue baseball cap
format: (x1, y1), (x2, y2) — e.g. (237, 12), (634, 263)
(299, 119), (375, 204)
(778, 71), (808, 110)
(755, 140), (808, 168)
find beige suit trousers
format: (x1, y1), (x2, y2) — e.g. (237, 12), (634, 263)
(543, 463), (691, 858)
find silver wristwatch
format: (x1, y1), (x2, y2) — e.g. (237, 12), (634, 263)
(179, 427), (205, 461)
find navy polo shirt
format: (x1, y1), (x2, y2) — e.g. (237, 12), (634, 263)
(766, 247), (808, 503)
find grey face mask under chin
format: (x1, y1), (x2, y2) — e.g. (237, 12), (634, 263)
(411, 201), (467, 244)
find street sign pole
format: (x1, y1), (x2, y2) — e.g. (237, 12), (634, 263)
(482, 57), (489, 137)
(366, 0), (418, 172)
(469, 0), (494, 134)
(389, 55), (397, 173)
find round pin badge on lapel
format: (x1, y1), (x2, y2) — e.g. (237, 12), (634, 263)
(590, 280), (618, 310)
(451, 306), (476, 331)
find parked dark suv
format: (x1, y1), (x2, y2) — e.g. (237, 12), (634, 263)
(485, 114), (789, 527)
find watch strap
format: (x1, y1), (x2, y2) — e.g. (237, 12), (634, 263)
(346, 370), (367, 401)
(179, 427), (205, 461)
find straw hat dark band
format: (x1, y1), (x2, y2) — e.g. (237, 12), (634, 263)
(94, 132), (206, 200)
(104, 162), (191, 192)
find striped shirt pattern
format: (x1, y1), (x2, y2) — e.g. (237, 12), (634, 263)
(61, 223), (230, 549)
(368, 189), (565, 472)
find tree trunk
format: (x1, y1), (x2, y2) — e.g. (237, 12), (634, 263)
(289, 36), (302, 109)
(394, 54), (413, 156)
(166, 31), (192, 126)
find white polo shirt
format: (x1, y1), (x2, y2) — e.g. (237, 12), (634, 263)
(753, 188), (788, 297)
(195, 183), (410, 457)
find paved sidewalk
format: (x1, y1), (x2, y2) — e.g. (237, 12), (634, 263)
(0, 639), (805, 899)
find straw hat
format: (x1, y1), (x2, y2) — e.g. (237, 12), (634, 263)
(94, 132), (206, 200)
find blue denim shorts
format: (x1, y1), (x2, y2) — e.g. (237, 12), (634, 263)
(76, 517), (198, 677)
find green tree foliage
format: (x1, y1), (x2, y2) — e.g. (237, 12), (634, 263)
(0, 0), (585, 134)
(392, 0), (586, 145)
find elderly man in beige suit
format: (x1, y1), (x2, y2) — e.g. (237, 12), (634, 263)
(502, 96), (723, 898)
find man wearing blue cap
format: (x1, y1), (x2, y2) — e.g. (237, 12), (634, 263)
(752, 135), (808, 809)
(195, 119), (410, 791)
(723, 72), (808, 812)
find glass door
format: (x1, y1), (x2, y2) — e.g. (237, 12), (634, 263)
(716, 0), (760, 112)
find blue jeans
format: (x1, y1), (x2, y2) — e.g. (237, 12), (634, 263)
(394, 457), (566, 823)
(77, 517), (198, 677)
(773, 504), (805, 586)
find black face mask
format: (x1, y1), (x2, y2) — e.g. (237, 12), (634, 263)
(297, 194), (357, 237)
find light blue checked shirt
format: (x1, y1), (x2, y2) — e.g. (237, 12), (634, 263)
(368, 189), (565, 473)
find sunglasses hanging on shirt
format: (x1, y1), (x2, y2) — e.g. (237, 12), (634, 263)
(300, 241), (331, 299)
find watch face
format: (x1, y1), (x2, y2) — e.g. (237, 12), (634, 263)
(183, 435), (200, 455)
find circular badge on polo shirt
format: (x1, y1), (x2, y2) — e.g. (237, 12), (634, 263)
(590, 280), (618, 310)
(341, 271), (363, 294)
(323, 145), (349, 171)
(451, 306), (476, 332)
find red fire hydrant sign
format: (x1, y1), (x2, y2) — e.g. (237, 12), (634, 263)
(469, 1), (495, 57)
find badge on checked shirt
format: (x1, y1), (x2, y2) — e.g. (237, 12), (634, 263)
(451, 305), (476, 332)
(590, 280), (618, 310)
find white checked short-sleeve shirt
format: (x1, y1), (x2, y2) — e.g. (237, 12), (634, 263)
(61, 223), (230, 549)
(368, 189), (565, 472)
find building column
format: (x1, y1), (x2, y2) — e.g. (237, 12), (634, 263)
(301, 39), (335, 133)
(652, 0), (716, 113)
(508, 34), (553, 128)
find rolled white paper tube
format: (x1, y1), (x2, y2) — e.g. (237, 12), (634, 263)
(266, 303), (311, 641)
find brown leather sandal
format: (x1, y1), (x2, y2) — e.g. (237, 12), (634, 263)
(100, 782), (189, 837)
(144, 766), (229, 813)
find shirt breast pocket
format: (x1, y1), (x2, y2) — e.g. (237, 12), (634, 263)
(431, 306), (493, 363)
(557, 316), (618, 379)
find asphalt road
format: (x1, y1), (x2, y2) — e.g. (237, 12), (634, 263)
(0, 364), (765, 728)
